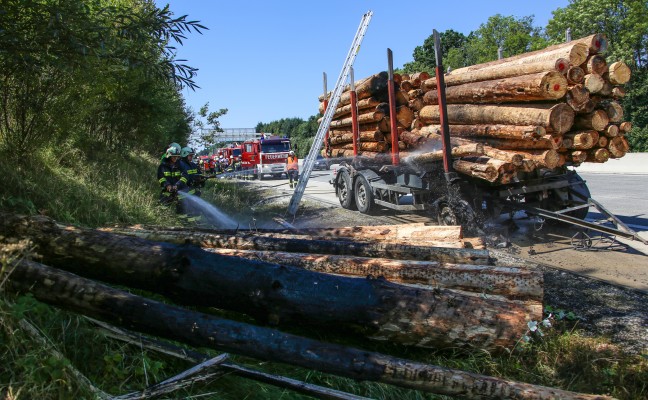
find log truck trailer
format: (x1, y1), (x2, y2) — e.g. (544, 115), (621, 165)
(329, 41), (592, 232)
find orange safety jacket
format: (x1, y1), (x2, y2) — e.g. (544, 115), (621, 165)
(286, 155), (299, 171)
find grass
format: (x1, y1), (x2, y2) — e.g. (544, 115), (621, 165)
(0, 145), (647, 399)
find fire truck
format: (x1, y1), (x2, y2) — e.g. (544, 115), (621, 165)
(240, 135), (291, 179)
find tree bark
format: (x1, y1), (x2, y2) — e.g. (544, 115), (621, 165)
(453, 159), (498, 182)
(328, 111), (384, 129)
(474, 135), (562, 150)
(423, 58), (569, 90)
(423, 72), (568, 104)
(329, 131), (385, 145)
(422, 124), (545, 140)
(338, 141), (389, 152)
(0, 214), (538, 351)
(449, 42), (588, 75)
(205, 248), (543, 300)
(6, 260), (609, 400)
(405, 143), (485, 164)
(418, 103), (575, 134)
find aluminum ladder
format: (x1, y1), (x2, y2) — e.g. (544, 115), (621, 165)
(287, 11), (373, 216)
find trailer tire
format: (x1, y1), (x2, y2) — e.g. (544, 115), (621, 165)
(435, 199), (480, 234)
(565, 173), (591, 220)
(354, 175), (374, 214)
(337, 170), (356, 210)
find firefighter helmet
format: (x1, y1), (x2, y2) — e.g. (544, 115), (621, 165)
(289, 150), (295, 156)
(168, 142), (181, 153)
(165, 146), (181, 158)
(181, 146), (194, 158)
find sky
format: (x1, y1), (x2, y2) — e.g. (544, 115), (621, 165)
(154, 0), (570, 130)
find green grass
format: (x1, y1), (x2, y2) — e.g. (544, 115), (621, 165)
(0, 145), (646, 399)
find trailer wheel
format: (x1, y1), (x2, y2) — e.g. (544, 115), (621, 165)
(354, 175), (374, 214)
(565, 173), (591, 220)
(337, 170), (356, 210)
(435, 199), (479, 234)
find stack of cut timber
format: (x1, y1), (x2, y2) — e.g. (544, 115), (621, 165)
(319, 34), (632, 183)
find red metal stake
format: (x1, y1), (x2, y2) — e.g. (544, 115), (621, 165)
(387, 49), (399, 166)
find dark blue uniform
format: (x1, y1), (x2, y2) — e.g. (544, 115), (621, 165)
(157, 158), (187, 204)
(179, 158), (202, 197)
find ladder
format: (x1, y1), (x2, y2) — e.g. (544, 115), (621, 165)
(287, 11), (373, 216)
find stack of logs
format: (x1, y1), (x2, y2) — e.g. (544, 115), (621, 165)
(320, 33), (632, 184)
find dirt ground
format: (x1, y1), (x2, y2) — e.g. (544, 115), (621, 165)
(253, 190), (648, 355)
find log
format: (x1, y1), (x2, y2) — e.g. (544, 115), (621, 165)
(329, 130), (385, 145)
(6, 260), (610, 400)
(319, 72), (388, 105)
(515, 150), (561, 169)
(598, 80), (613, 96)
(338, 141), (389, 152)
(573, 110), (609, 131)
(577, 33), (608, 54)
(582, 55), (608, 75)
(607, 137), (627, 158)
(422, 72), (568, 104)
(619, 121), (632, 133)
(422, 124), (544, 140)
(597, 136), (609, 148)
(453, 159), (498, 182)
(449, 42), (589, 75)
(603, 124), (619, 138)
(611, 86), (625, 98)
(583, 73), (605, 93)
(587, 148), (610, 163)
(565, 85), (591, 112)
(320, 96), (383, 117)
(474, 135), (562, 151)
(423, 58), (569, 90)
(410, 71), (430, 82)
(599, 100), (624, 123)
(206, 248), (543, 300)
(418, 103), (575, 134)
(281, 224), (463, 242)
(329, 111), (384, 129)
(566, 66), (585, 84)
(607, 61), (631, 85)
(405, 143), (485, 164)
(568, 150), (588, 164)
(328, 149), (387, 159)
(480, 146), (523, 166)
(0, 214), (537, 351)
(563, 131), (598, 150)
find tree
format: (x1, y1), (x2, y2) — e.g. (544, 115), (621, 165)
(0, 0), (206, 154)
(546, 0), (648, 150)
(463, 14), (546, 66)
(402, 30), (467, 73)
(191, 103), (228, 150)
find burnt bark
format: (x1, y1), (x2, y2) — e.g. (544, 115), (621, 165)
(5, 259), (610, 400)
(1, 214), (537, 351)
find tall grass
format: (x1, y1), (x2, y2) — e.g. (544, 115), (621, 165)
(0, 145), (646, 399)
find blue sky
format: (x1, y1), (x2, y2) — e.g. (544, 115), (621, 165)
(155, 1), (570, 129)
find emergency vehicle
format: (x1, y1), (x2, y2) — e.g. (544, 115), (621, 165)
(240, 136), (291, 180)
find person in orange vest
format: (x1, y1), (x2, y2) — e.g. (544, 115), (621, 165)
(285, 150), (299, 188)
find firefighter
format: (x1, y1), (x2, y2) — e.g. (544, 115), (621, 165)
(179, 146), (203, 197)
(157, 146), (186, 208)
(286, 150), (299, 188)
(161, 142), (181, 161)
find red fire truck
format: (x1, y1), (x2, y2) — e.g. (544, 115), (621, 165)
(240, 135), (291, 179)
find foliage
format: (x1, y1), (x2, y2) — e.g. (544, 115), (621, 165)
(256, 116), (320, 158)
(191, 102), (229, 150)
(0, 0), (204, 155)
(546, 0), (648, 150)
(402, 29), (468, 73)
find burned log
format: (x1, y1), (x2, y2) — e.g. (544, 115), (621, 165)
(206, 248), (543, 300)
(421, 124), (545, 140)
(1, 214), (538, 351)
(5, 260), (609, 400)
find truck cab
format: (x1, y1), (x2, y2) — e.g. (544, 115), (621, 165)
(241, 135), (291, 179)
